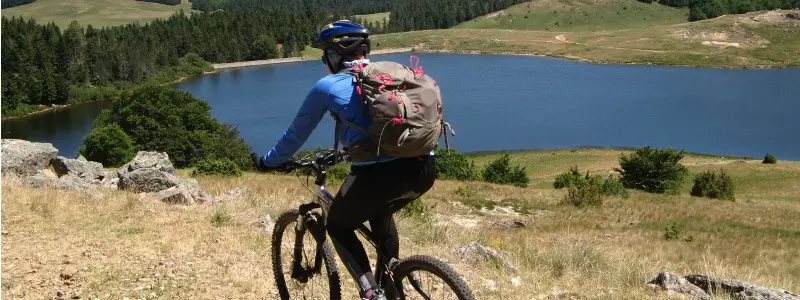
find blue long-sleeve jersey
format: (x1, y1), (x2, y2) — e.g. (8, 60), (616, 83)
(262, 73), (392, 167)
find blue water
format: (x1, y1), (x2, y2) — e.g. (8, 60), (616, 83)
(4, 53), (799, 160)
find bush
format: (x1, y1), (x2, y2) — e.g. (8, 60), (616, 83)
(554, 167), (629, 198)
(326, 163), (350, 182)
(616, 147), (689, 194)
(554, 166), (584, 189)
(690, 169), (735, 201)
(192, 159), (242, 177)
(435, 149), (480, 181)
(400, 198), (431, 220)
(79, 124), (137, 167)
(599, 175), (630, 198)
(482, 154), (529, 187)
(763, 153), (777, 164)
(89, 85), (252, 168)
(563, 180), (603, 207)
(664, 222), (694, 242)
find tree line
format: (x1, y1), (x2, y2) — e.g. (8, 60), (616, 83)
(1, 0), (35, 9)
(136, 0), (181, 5)
(1, 9), (327, 114)
(640, 0), (800, 20)
(190, 0), (393, 16)
(387, 0), (529, 31)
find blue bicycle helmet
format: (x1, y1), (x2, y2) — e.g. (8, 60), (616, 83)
(312, 20), (371, 56)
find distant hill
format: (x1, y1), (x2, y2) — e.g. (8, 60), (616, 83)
(0, 0), (194, 28)
(456, 0), (689, 31)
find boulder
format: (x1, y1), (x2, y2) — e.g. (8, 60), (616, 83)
(24, 170), (96, 194)
(647, 272), (711, 300)
(685, 275), (800, 300)
(51, 155), (105, 181)
(152, 179), (209, 205)
(1, 139), (58, 176)
(491, 219), (526, 229)
(453, 241), (517, 272)
(117, 152), (179, 193)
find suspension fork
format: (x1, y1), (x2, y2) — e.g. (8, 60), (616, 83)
(290, 203), (325, 282)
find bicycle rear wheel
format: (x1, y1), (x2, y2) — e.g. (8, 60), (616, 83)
(271, 209), (341, 300)
(388, 255), (475, 300)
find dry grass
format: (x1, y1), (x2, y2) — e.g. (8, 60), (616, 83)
(2, 149), (799, 299)
(373, 10), (800, 68)
(1, 0), (195, 28)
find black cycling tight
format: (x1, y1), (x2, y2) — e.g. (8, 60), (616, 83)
(326, 155), (435, 295)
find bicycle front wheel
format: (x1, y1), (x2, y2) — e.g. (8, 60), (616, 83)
(271, 209), (341, 300)
(389, 255), (475, 300)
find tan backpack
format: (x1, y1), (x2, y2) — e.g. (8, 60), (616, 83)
(333, 57), (453, 162)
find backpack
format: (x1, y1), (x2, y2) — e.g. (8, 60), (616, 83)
(332, 56), (454, 162)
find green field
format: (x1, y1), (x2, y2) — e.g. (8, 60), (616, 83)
(1, 0), (194, 28)
(457, 0), (689, 31)
(372, 9), (800, 68)
(354, 11), (390, 24)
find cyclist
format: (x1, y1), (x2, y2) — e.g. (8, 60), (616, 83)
(254, 20), (436, 300)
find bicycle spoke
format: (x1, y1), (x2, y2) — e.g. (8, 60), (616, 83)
(280, 220), (331, 299)
(399, 270), (458, 300)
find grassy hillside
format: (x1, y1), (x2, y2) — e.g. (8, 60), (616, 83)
(3, 149), (798, 299)
(372, 9), (800, 68)
(456, 0), (689, 31)
(355, 11), (390, 24)
(1, 0), (194, 28)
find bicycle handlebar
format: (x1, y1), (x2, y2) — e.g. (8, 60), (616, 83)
(252, 149), (348, 184)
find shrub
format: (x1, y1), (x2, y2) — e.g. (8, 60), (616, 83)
(599, 175), (630, 198)
(192, 159), (242, 177)
(763, 153), (777, 164)
(211, 208), (232, 227)
(79, 124), (137, 167)
(616, 147), (689, 194)
(326, 163), (350, 182)
(690, 169), (735, 201)
(554, 167), (629, 198)
(400, 198), (431, 220)
(88, 85), (252, 168)
(435, 149), (480, 181)
(455, 186), (478, 197)
(554, 166), (584, 189)
(563, 179), (603, 207)
(482, 154), (529, 187)
(664, 222), (694, 242)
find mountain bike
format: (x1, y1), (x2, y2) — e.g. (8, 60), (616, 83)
(259, 149), (475, 300)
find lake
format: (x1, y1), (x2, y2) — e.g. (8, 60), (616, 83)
(3, 53), (799, 160)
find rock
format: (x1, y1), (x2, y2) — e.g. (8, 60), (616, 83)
(152, 179), (209, 205)
(511, 277), (522, 287)
(51, 156), (105, 181)
(453, 241), (517, 272)
(685, 274), (800, 300)
(60, 266), (78, 280)
(1, 139), (59, 176)
(647, 272), (711, 299)
(117, 152), (179, 193)
(252, 215), (275, 233)
(101, 177), (119, 189)
(24, 171), (96, 194)
(179, 179), (209, 203)
(491, 219), (526, 229)
(787, 12), (800, 20)
(482, 279), (497, 291)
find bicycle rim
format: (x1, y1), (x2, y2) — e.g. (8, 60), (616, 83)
(390, 255), (475, 300)
(271, 209), (341, 300)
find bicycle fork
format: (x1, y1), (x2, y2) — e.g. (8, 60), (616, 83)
(290, 209), (326, 283)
